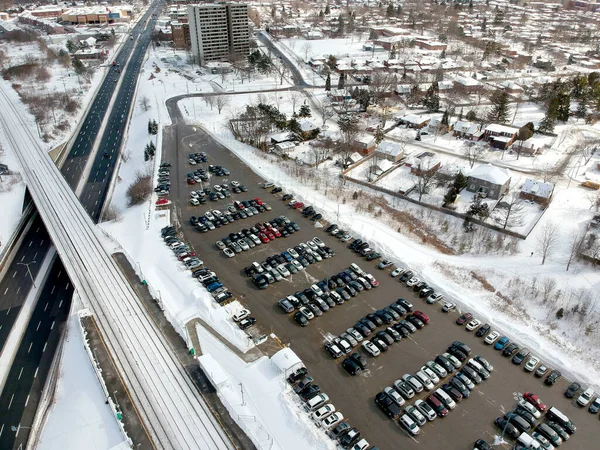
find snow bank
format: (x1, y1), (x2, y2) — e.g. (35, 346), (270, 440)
(37, 309), (128, 450)
(196, 325), (335, 450)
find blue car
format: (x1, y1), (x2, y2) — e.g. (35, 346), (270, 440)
(206, 281), (223, 292)
(494, 336), (510, 351)
(281, 251), (293, 262)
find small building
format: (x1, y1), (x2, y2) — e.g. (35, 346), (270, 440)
(375, 141), (404, 162)
(414, 40), (447, 51)
(353, 134), (376, 155)
(399, 114), (430, 129)
(298, 120), (319, 140)
(270, 132), (294, 144)
(466, 163), (511, 200)
(329, 88), (351, 102)
(406, 152), (441, 176)
(395, 84), (411, 95)
(452, 121), (481, 139)
(274, 141), (295, 154)
(340, 151), (363, 168)
(484, 124), (519, 149)
(520, 179), (554, 205)
(453, 76), (482, 93)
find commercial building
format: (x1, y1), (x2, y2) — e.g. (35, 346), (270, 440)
(171, 21), (191, 49)
(187, 3), (249, 66)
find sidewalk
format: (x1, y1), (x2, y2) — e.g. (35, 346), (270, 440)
(112, 252), (256, 450)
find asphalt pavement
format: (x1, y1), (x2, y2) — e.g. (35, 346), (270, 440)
(163, 106), (600, 450)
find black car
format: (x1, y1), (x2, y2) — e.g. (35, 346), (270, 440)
(407, 316), (424, 329)
(342, 357), (362, 376)
(545, 369), (562, 385)
(475, 323), (491, 337)
(435, 355), (455, 374)
(441, 383), (463, 402)
(375, 392), (401, 419)
(376, 330), (394, 346)
(366, 313), (383, 327)
(359, 318), (377, 331)
(448, 346), (468, 362)
(393, 323), (410, 338)
(299, 384), (321, 401)
(287, 367), (308, 384)
(365, 252), (381, 261)
(503, 343), (519, 357)
(326, 224), (338, 233)
(506, 413), (531, 433)
(293, 311), (308, 327)
(339, 428), (361, 448)
(389, 303), (406, 316)
(396, 298), (414, 312)
(419, 287), (434, 298)
(450, 377), (470, 398)
(354, 322), (371, 337)
(474, 439), (492, 450)
(311, 213), (323, 221)
(350, 352), (367, 370)
(413, 281), (428, 292)
(374, 310), (393, 325)
(564, 381), (581, 398)
(399, 271), (413, 282)
(282, 194), (293, 201)
(329, 422), (352, 442)
(494, 417), (520, 439)
(512, 348), (530, 365)
(513, 407), (536, 426)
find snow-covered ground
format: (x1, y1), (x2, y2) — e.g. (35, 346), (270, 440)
(37, 307), (128, 450)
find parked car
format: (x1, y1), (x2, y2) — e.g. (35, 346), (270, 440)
(484, 331), (500, 344)
(524, 356), (540, 372)
(564, 382), (582, 399)
(456, 313), (473, 325)
(545, 370), (562, 386)
(442, 302), (456, 312)
(494, 336), (510, 350)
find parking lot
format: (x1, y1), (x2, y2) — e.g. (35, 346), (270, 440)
(163, 122), (600, 449)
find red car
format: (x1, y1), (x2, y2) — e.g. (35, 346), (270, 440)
(456, 313), (473, 325)
(412, 311), (430, 325)
(178, 252), (195, 260)
(259, 233), (270, 243)
(253, 197), (263, 205)
(255, 222), (266, 231)
(272, 228), (281, 238)
(156, 198), (169, 205)
(292, 202), (305, 209)
(187, 178), (196, 185)
(523, 392), (546, 412)
(266, 232), (276, 240)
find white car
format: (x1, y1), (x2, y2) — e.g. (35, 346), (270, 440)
(213, 184), (222, 192)
(190, 191), (199, 198)
(399, 413), (420, 436)
(402, 374), (424, 393)
(307, 240), (319, 251)
(426, 292), (443, 303)
(362, 340), (380, 357)
(231, 180), (240, 187)
(238, 240), (250, 251)
(310, 284), (323, 296)
(415, 370), (434, 391)
(577, 387), (595, 407)
(351, 439), (369, 450)
(291, 259), (304, 271)
(312, 237), (325, 248)
(425, 360), (447, 378)
(524, 356), (540, 372)
(223, 248), (235, 258)
(518, 398), (541, 419)
(233, 309), (251, 322)
(204, 211), (215, 221)
(465, 319), (481, 331)
(414, 399), (437, 422)
(190, 198), (199, 206)
(287, 248), (299, 258)
(188, 158), (197, 165)
(347, 328), (364, 343)
(349, 263), (363, 275)
(384, 386), (405, 407)
(364, 273), (379, 287)
(406, 277), (420, 287)
(420, 366), (440, 384)
(277, 264), (291, 277)
(484, 331), (500, 344)
(311, 404), (336, 422)
(299, 306), (314, 320)
(442, 302), (456, 312)
(390, 268), (403, 278)
(320, 412), (344, 429)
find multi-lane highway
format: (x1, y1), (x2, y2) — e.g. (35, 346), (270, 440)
(0, 4), (162, 449)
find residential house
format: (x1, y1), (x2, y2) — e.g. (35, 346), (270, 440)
(520, 178), (554, 205)
(368, 159), (394, 181)
(438, 80), (454, 91)
(453, 76), (483, 93)
(484, 124), (519, 149)
(329, 88), (351, 102)
(270, 132), (294, 145)
(298, 120), (319, 140)
(499, 80), (523, 94)
(395, 84), (412, 95)
(466, 164), (511, 200)
(452, 121), (481, 139)
(353, 134), (376, 155)
(375, 141), (404, 162)
(406, 152), (441, 176)
(414, 39), (447, 51)
(399, 114), (430, 129)
(340, 152), (363, 168)
(274, 141), (295, 154)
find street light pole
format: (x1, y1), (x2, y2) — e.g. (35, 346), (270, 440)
(17, 261), (37, 288)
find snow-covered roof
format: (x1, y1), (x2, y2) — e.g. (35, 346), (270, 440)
(376, 140), (404, 158)
(198, 354), (229, 387)
(468, 163), (511, 185)
(270, 132), (294, 143)
(271, 348), (303, 374)
(485, 124), (519, 135)
(299, 120), (317, 132)
(454, 76), (481, 86)
(453, 120), (478, 133)
(521, 179), (554, 198)
(354, 134), (375, 145)
(401, 114), (429, 125)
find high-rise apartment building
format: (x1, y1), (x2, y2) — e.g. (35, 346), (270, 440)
(187, 3), (249, 66)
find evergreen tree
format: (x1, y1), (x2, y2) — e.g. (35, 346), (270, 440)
(325, 73), (331, 91)
(443, 187), (458, 206)
(453, 171), (468, 190)
(144, 148), (150, 162)
(288, 118), (302, 134)
(72, 58), (86, 75)
(487, 89), (510, 123)
(386, 3), (395, 16)
(567, 54), (574, 65)
(458, 107), (464, 121)
(319, 10), (324, 19)
(441, 110), (449, 126)
(337, 73), (345, 90)
(415, 130), (421, 140)
(66, 40), (76, 53)
(422, 82), (440, 111)
(325, 4), (330, 14)
(466, 110), (477, 121)
(396, 5), (402, 16)
(148, 119), (153, 134)
(337, 15), (345, 35)
(539, 96), (559, 133)
(556, 92), (570, 122)
(469, 0), (473, 9)
(298, 104), (311, 118)
(440, 48), (446, 59)
(575, 98), (588, 119)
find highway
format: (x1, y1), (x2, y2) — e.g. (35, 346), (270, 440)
(0, 4), (163, 449)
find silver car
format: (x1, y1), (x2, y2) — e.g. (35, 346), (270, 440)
(414, 399), (437, 421)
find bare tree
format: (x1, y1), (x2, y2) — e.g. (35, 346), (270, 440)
(566, 231), (584, 271)
(463, 141), (484, 168)
(289, 91), (303, 115)
(369, 72), (396, 104)
(577, 143), (598, 165)
(542, 277), (557, 301)
(536, 163), (562, 184)
(214, 95), (231, 114)
(378, 98), (396, 128)
(300, 41), (312, 62)
(126, 172), (152, 206)
(309, 137), (336, 168)
(413, 161), (438, 202)
(337, 115), (360, 169)
(536, 221), (560, 265)
(494, 191), (525, 229)
(314, 101), (335, 127)
(203, 95), (215, 111)
(139, 96), (151, 112)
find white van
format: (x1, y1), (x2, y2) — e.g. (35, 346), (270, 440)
(517, 432), (541, 449)
(577, 387), (595, 407)
(303, 393), (330, 412)
(434, 388), (456, 410)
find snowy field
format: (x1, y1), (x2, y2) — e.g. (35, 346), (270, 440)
(37, 308), (128, 450)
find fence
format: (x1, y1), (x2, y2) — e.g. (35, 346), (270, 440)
(340, 173), (541, 240)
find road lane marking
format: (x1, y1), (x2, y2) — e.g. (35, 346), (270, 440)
(8, 394), (14, 409)
(43, 342), (47, 352)
(44, 302), (48, 311)
(12, 270), (16, 278)
(25, 395), (30, 407)
(18, 367), (23, 379)
(28, 342), (32, 353)
(51, 320), (55, 329)
(36, 321), (41, 331)
(33, 367), (38, 378)
(3, 287), (8, 295)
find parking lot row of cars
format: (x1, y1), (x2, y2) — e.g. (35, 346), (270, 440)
(155, 162), (172, 197)
(190, 198), (273, 234)
(161, 225), (238, 307)
(286, 366), (376, 450)
(284, 264), (379, 327)
(378, 342), (494, 437)
(492, 395), (577, 450)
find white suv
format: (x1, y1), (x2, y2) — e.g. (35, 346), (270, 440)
(399, 413), (420, 436)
